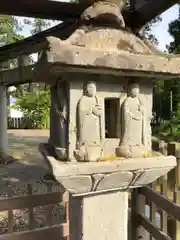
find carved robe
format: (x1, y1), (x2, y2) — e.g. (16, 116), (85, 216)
(77, 95), (102, 147)
(121, 96), (147, 147)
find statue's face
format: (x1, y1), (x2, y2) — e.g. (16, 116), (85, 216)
(86, 82), (96, 97)
(129, 83), (139, 97)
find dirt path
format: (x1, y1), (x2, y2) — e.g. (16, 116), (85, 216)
(0, 130), (50, 186)
(8, 129), (49, 164)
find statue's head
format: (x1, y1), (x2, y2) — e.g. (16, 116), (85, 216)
(129, 82), (140, 98)
(85, 81), (97, 97)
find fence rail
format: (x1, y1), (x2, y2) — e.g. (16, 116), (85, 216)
(8, 117), (23, 129)
(140, 187), (180, 222)
(7, 117), (50, 129)
(131, 141), (180, 240)
(0, 182), (69, 240)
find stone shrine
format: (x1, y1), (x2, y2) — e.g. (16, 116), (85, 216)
(37, 0), (180, 239)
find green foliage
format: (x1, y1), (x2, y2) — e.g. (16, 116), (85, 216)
(167, 5), (180, 53)
(0, 15), (24, 71)
(11, 89), (50, 129)
(0, 15), (52, 129)
(153, 121), (180, 143)
(31, 19), (51, 35)
(153, 5), (180, 141)
(153, 102), (180, 142)
(142, 16), (162, 44)
(0, 15), (23, 45)
(23, 18), (51, 35)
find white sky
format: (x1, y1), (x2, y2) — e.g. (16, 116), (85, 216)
(17, 4), (179, 52)
(151, 4), (179, 51)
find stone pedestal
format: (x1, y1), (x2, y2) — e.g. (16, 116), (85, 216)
(39, 143), (177, 239)
(69, 191), (128, 240)
(0, 85), (8, 157)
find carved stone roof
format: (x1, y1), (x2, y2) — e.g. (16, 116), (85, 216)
(34, 1), (180, 82)
(35, 27), (180, 81)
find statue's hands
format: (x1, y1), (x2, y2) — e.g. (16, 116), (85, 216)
(132, 111), (142, 121)
(96, 105), (102, 111)
(139, 105), (145, 115)
(87, 108), (92, 115)
(92, 105), (102, 116)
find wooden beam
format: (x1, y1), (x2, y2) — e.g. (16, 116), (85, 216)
(0, 21), (77, 63)
(0, 0), (97, 20)
(131, 0), (148, 9)
(140, 187), (180, 222)
(1, 65), (35, 85)
(0, 0), (178, 30)
(129, 0), (179, 30)
(130, 189), (147, 239)
(0, 223), (69, 240)
(138, 214), (172, 240)
(0, 0), (132, 28)
(0, 190), (68, 211)
(0, 0), (82, 20)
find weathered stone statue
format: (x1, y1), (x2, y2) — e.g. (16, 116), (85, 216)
(74, 81), (103, 161)
(116, 82), (148, 158)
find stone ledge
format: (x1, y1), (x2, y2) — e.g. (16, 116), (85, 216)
(39, 143), (176, 194)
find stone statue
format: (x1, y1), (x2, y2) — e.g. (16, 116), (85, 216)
(116, 82), (148, 158)
(74, 81), (103, 161)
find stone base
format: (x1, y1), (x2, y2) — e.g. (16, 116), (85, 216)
(39, 143), (176, 194)
(0, 154), (15, 165)
(55, 147), (67, 161)
(116, 144), (150, 158)
(69, 190), (128, 240)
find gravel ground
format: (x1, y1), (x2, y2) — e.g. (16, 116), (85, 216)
(1, 129), (50, 184)
(0, 130), (66, 234)
(0, 182), (66, 234)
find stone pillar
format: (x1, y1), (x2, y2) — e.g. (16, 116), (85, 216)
(49, 86), (61, 147)
(0, 85), (8, 157)
(69, 190), (129, 240)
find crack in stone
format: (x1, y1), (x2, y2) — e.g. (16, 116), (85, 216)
(128, 170), (144, 188)
(91, 174), (105, 191)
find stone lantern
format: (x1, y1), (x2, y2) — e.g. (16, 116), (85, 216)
(37, 0), (180, 239)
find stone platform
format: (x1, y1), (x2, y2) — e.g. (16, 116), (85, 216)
(39, 143), (176, 195)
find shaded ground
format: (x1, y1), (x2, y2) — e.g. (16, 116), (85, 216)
(0, 130), (66, 233)
(8, 129), (49, 164)
(0, 129), (50, 185)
